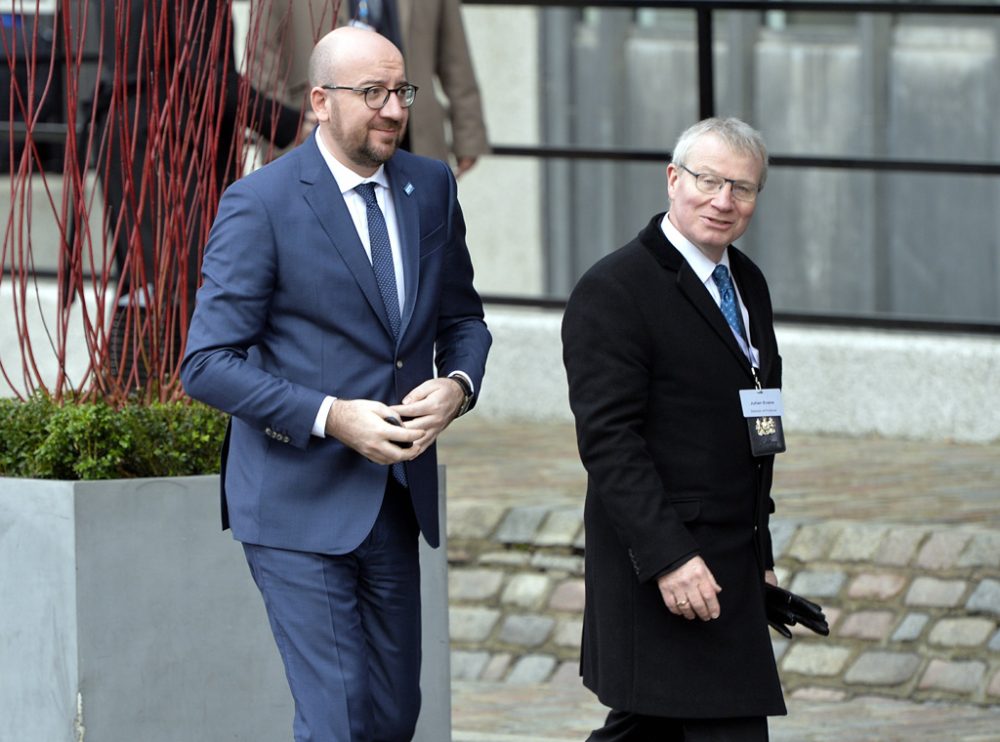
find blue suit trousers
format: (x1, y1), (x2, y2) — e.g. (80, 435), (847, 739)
(243, 481), (421, 742)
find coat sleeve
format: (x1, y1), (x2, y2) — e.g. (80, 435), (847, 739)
(433, 0), (489, 159)
(180, 179), (326, 450)
(562, 266), (700, 584)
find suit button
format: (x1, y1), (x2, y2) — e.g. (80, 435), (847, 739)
(265, 427), (273, 437)
(396, 360), (404, 369)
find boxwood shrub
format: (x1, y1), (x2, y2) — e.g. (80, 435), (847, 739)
(0, 394), (227, 480)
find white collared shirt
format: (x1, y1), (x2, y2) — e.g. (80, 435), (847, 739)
(660, 214), (760, 368)
(314, 129), (406, 314)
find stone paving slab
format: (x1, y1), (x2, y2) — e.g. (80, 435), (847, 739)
(451, 680), (1000, 741)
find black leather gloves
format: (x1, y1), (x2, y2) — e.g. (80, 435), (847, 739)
(764, 583), (830, 639)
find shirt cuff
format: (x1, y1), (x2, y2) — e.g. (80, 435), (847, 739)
(312, 396), (336, 438)
(447, 370), (474, 395)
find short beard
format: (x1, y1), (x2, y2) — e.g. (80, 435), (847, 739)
(359, 137), (398, 167)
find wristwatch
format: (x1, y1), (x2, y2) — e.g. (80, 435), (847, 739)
(448, 374), (474, 417)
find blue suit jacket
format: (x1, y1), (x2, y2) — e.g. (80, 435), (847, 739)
(181, 137), (491, 553)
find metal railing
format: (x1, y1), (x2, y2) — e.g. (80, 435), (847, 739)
(467, 0), (1000, 334)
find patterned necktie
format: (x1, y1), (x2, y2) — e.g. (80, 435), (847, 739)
(356, 182), (401, 338)
(711, 264), (748, 344)
(356, 182), (407, 487)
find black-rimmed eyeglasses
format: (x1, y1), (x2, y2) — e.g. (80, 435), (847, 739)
(678, 164), (760, 203)
(320, 84), (419, 110)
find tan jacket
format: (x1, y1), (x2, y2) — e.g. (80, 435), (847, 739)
(248, 0), (489, 163)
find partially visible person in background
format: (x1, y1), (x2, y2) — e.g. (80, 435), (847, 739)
(93, 0), (306, 312)
(248, 0), (489, 177)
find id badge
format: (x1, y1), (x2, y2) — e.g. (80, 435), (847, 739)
(739, 387), (786, 456)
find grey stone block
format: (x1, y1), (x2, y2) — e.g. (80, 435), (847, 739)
(530, 553), (585, 574)
(553, 618), (583, 648)
(928, 618), (996, 648)
(847, 572), (907, 600)
(892, 613), (929, 643)
(990, 630), (1000, 652)
(905, 577), (967, 608)
(916, 530), (972, 570)
(449, 607), (501, 642)
(874, 527), (928, 566)
(449, 568), (505, 602)
(505, 654), (558, 684)
(957, 532), (1000, 568)
(500, 573), (552, 609)
(494, 505), (551, 545)
(966, 578), (1000, 617)
(479, 551), (531, 567)
(534, 507), (584, 547)
(450, 651), (490, 681)
(548, 579), (586, 613)
(498, 614), (556, 648)
(918, 659), (986, 694)
(770, 636), (790, 662)
(838, 610), (895, 641)
(787, 523), (842, 562)
(829, 525), (889, 562)
(480, 653), (512, 682)
(768, 519), (799, 560)
(447, 503), (508, 540)
(844, 651), (921, 686)
(781, 644), (851, 677)
(789, 570), (847, 599)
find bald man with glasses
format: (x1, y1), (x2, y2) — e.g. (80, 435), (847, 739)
(182, 27), (490, 741)
(563, 118), (787, 741)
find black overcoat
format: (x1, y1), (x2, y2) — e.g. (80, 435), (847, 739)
(562, 214), (787, 719)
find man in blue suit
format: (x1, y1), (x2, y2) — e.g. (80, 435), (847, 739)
(181, 26), (491, 742)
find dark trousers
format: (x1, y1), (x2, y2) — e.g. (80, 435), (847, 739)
(587, 709), (769, 742)
(243, 478), (421, 742)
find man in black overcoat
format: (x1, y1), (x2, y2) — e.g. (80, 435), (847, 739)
(562, 117), (787, 741)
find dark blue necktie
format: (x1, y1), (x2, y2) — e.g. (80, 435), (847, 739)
(711, 264), (748, 345)
(356, 182), (407, 486)
(356, 182), (401, 338)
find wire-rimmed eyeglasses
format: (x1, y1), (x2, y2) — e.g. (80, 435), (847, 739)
(678, 164), (760, 203)
(320, 84), (419, 110)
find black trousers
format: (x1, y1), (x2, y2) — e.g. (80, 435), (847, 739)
(587, 709), (769, 742)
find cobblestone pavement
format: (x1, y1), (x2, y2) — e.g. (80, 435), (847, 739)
(439, 418), (1000, 741)
(450, 679), (1000, 741)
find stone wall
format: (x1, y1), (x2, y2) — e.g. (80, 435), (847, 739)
(447, 503), (1000, 705)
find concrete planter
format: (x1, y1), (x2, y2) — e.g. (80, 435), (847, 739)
(0, 474), (451, 742)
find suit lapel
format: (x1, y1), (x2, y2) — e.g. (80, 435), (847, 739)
(386, 157), (420, 341)
(299, 139), (394, 338)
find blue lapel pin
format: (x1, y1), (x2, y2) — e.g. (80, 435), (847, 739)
(403, 182), (414, 196)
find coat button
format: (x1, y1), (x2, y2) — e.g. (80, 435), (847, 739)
(396, 360), (404, 369)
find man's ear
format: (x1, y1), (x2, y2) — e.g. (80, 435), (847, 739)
(309, 88), (330, 122)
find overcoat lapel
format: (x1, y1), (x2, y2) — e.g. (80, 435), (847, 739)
(730, 252), (775, 383)
(639, 217), (755, 377)
(299, 139), (394, 338)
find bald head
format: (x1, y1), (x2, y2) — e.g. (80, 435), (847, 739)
(308, 25), (410, 176)
(309, 26), (404, 89)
